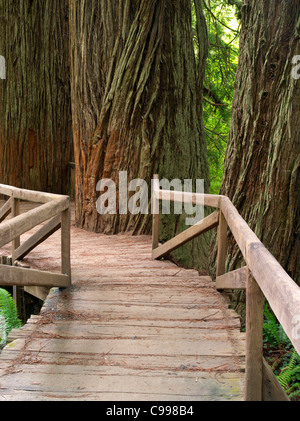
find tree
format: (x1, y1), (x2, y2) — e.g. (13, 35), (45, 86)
(200, 0), (240, 194)
(214, 0), (300, 293)
(69, 0), (211, 268)
(0, 0), (73, 194)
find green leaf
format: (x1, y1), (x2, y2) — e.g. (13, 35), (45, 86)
(0, 288), (22, 336)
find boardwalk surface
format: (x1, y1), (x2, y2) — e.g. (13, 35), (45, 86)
(0, 203), (245, 401)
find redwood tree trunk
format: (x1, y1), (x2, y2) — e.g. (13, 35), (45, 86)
(213, 0), (300, 291)
(0, 0), (73, 194)
(69, 0), (210, 269)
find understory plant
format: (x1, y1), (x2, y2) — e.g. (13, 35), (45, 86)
(263, 302), (300, 400)
(0, 288), (22, 349)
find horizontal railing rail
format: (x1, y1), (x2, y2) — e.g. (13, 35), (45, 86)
(0, 184), (71, 294)
(152, 175), (300, 401)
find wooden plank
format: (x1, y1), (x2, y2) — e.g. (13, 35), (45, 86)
(52, 300), (233, 320)
(152, 175), (160, 250)
(0, 197), (69, 248)
(6, 320), (244, 342)
(0, 348), (244, 374)
(262, 358), (289, 401)
(24, 286), (51, 301)
(245, 269), (264, 401)
(51, 287), (225, 305)
(247, 242), (300, 355)
(28, 314), (242, 330)
(216, 211), (227, 277)
(6, 323), (244, 346)
(3, 335), (243, 358)
(46, 295), (228, 312)
(156, 189), (222, 209)
(0, 390), (242, 402)
(152, 211), (219, 259)
(0, 197), (12, 223)
(0, 365), (244, 400)
(72, 276), (213, 287)
(14, 215), (61, 261)
(216, 267), (247, 290)
(73, 267), (208, 278)
(0, 264), (70, 288)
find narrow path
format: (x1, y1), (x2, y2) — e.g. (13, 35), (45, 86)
(0, 204), (245, 401)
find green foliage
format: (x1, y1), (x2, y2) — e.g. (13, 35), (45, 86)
(277, 350), (300, 399)
(263, 302), (290, 349)
(192, 0), (240, 193)
(0, 314), (6, 348)
(263, 302), (300, 400)
(0, 288), (22, 338)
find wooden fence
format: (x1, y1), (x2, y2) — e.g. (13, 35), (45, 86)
(0, 184), (71, 299)
(152, 175), (300, 401)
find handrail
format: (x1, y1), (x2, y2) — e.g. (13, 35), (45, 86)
(0, 183), (67, 203)
(0, 199), (69, 248)
(220, 196), (300, 356)
(0, 184), (71, 290)
(152, 175), (300, 401)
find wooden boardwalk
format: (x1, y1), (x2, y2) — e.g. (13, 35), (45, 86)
(0, 204), (245, 401)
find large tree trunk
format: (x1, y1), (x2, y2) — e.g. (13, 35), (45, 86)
(212, 0), (300, 302)
(69, 0), (211, 269)
(0, 0), (73, 194)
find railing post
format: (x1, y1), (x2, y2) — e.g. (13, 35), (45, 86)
(11, 197), (21, 311)
(11, 197), (20, 256)
(245, 267), (265, 401)
(152, 175), (160, 251)
(216, 210), (227, 277)
(61, 206), (71, 284)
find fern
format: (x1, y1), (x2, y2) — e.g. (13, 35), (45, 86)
(0, 288), (22, 336)
(263, 302), (290, 349)
(263, 302), (300, 400)
(277, 350), (300, 398)
(287, 384), (300, 400)
(0, 314), (6, 348)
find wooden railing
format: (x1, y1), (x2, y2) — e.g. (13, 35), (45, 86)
(0, 184), (71, 299)
(152, 175), (300, 401)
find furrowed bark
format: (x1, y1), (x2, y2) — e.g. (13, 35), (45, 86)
(69, 0), (210, 269)
(0, 0), (73, 195)
(210, 0), (300, 297)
